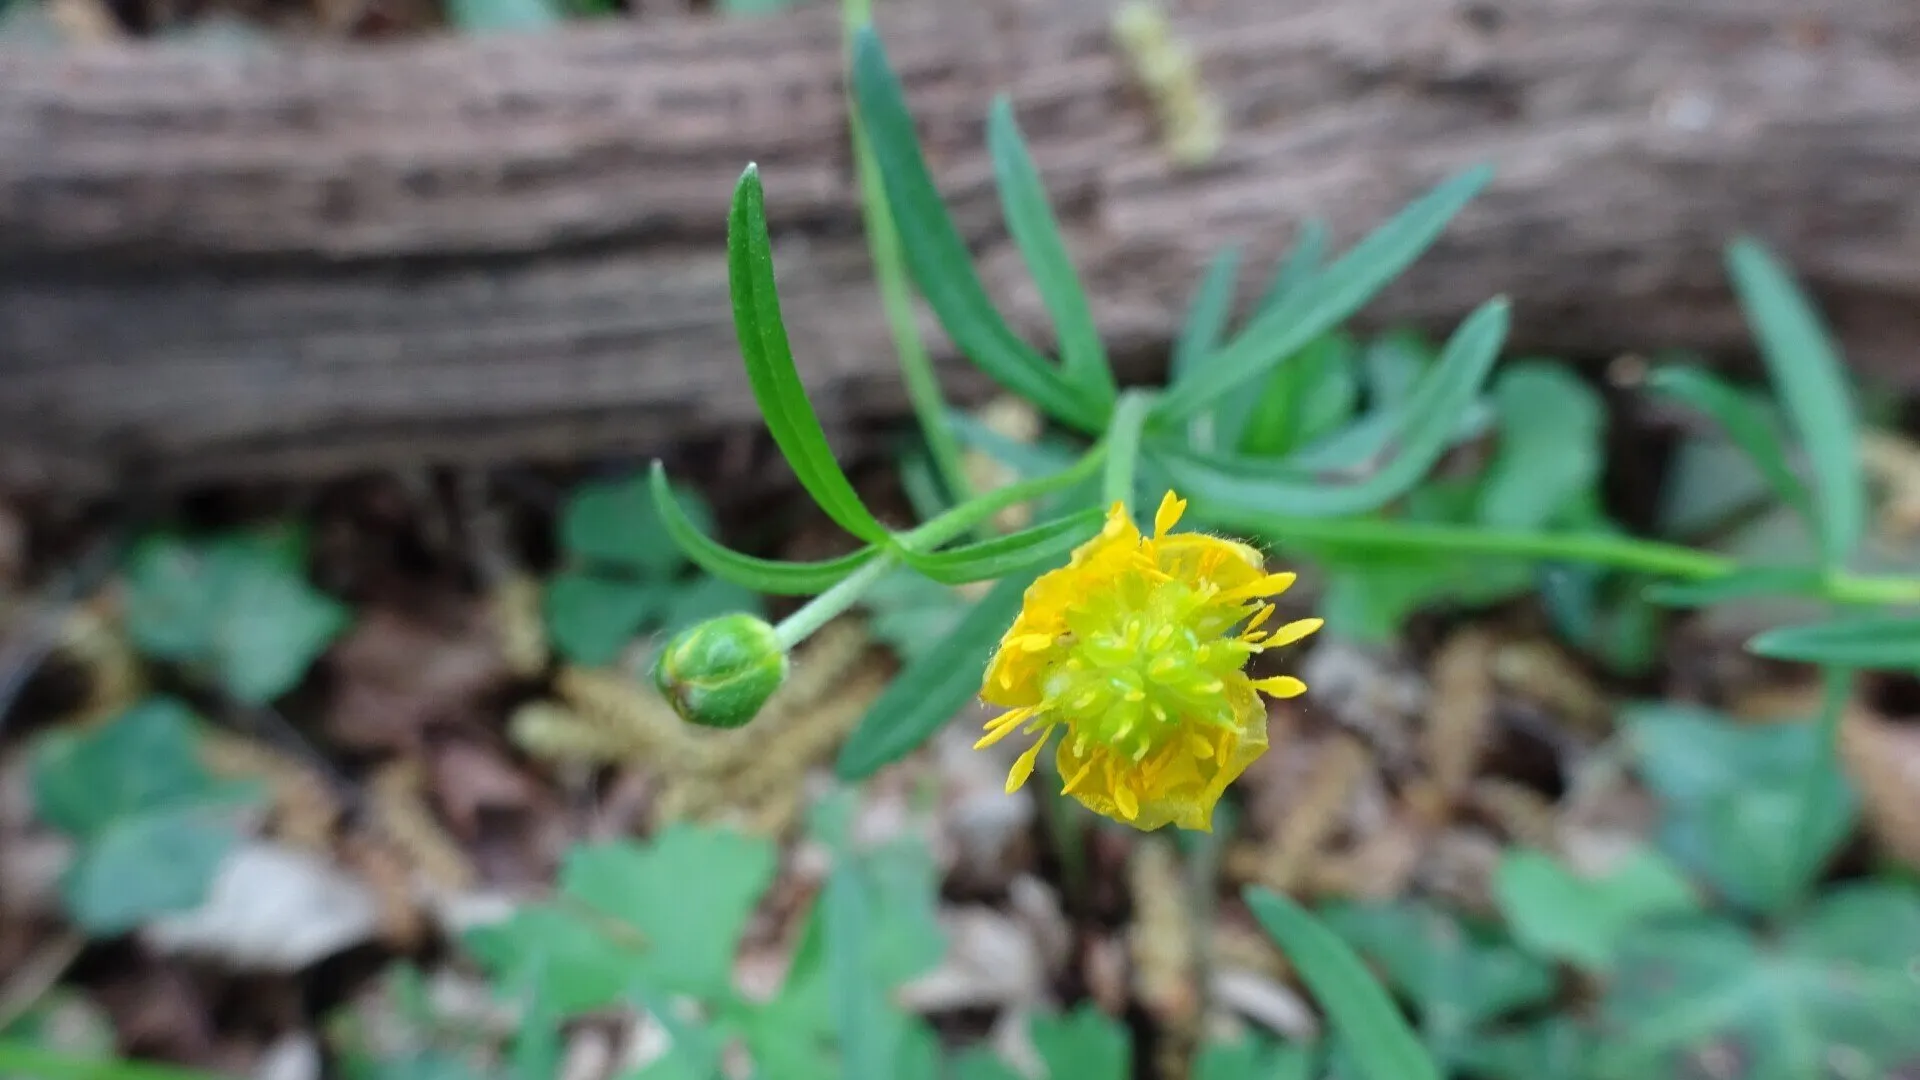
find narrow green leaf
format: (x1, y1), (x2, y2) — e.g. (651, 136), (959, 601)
(730, 165), (892, 544)
(850, 28), (1099, 430)
(1157, 298), (1510, 517)
(1276, 398), (1491, 474)
(1475, 361), (1606, 530)
(1643, 566), (1825, 608)
(1725, 239), (1866, 568)
(1748, 615), (1920, 671)
(649, 463), (880, 595)
(1244, 888), (1441, 1080)
(900, 507), (1101, 585)
(988, 96), (1115, 411)
(0, 1042), (230, 1080)
(1102, 390), (1155, 508)
(1153, 166), (1492, 423)
(1233, 330), (1360, 458)
(946, 410), (1082, 479)
(1170, 245), (1243, 382)
(1646, 365), (1813, 526)
(1253, 218), (1329, 316)
(445, 0), (561, 32)
(836, 568), (1037, 779)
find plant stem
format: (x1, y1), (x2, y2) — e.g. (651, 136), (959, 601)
(1198, 503), (1920, 607)
(1102, 389), (1156, 509)
(772, 551), (897, 652)
(841, 0), (973, 513)
(900, 442), (1107, 551)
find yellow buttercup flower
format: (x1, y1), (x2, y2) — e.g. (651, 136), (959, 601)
(976, 490), (1321, 831)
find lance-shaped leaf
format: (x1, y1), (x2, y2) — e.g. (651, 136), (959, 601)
(1156, 297), (1510, 518)
(1153, 167), (1491, 423)
(900, 507), (1102, 585)
(835, 568), (1037, 780)
(989, 96), (1115, 411)
(1748, 614), (1920, 672)
(850, 28), (1100, 431)
(729, 165), (892, 544)
(1245, 888), (1441, 1080)
(1725, 239), (1866, 569)
(650, 463), (880, 595)
(1646, 364), (1813, 527)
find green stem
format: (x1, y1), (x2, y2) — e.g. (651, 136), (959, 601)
(1102, 389), (1156, 509)
(1197, 503), (1920, 606)
(0, 1042), (229, 1080)
(841, 0), (973, 513)
(772, 551), (898, 652)
(901, 442), (1107, 551)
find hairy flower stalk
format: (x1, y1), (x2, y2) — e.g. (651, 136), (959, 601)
(977, 491), (1321, 831)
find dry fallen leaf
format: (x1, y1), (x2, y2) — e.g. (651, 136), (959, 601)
(426, 740), (543, 839)
(897, 907), (1046, 1013)
(1839, 705), (1920, 870)
(1425, 626), (1497, 807)
(1491, 638), (1612, 739)
(325, 603), (509, 752)
(141, 842), (383, 972)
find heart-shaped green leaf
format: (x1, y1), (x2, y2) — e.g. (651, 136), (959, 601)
(1623, 703), (1856, 916)
(1493, 847), (1700, 971)
(1595, 884), (1920, 1080)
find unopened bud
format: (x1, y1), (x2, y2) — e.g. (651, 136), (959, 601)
(651, 614), (787, 729)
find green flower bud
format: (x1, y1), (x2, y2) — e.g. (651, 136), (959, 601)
(651, 613), (788, 729)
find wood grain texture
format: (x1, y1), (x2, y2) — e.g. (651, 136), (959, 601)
(3, 0), (1918, 488)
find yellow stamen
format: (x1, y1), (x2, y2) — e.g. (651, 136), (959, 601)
(974, 707), (1036, 749)
(1263, 617), (1325, 649)
(1220, 572), (1298, 603)
(1063, 757), (1096, 794)
(1153, 491), (1187, 538)
(1243, 603), (1276, 634)
(1252, 675), (1307, 698)
(1005, 726), (1055, 794)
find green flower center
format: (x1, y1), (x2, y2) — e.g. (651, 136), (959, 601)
(1043, 576), (1253, 760)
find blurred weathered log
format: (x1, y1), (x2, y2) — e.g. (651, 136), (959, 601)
(2, 0), (1918, 490)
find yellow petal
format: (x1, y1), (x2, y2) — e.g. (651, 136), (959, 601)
(1114, 781), (1140, 821)
(1012, 633), (1055, 653)
(1004, 727), (1054, 794)
(1153, 490), (1187, 538)
(1187, 732), (1216, 759)
(1263, 617), (1324, 649)
(1252, 675), (1307, 698)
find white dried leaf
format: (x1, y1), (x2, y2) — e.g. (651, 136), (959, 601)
(141, 842), (380, 971)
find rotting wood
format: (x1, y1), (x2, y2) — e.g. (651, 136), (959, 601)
(2, 0), (1919, 489)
